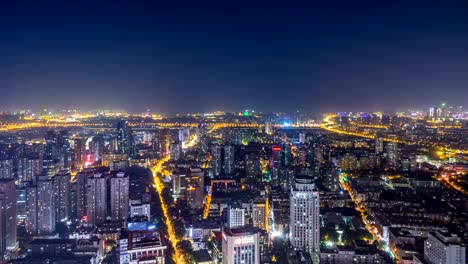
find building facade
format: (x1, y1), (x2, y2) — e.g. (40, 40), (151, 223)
(289, 175), (320, 264)
(0, 179), (17, 255)
(222, 227), (260, 264)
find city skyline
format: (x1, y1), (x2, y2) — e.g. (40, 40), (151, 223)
(0, 101), (465, 116)
(2, 1), (468, 112)
(1, 1), (467, 263)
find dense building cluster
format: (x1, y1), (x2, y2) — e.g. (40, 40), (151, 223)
(0, 107), (467, 264)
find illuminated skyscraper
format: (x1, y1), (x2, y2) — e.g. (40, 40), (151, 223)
(271, 145), (282, 167)
(245, 151), (261, 179)
(169, 141), (182, 161)
(299, 133), (306, 144)
(157, 129), (171, 155)
(424, 231), (465, 264)
(171, 170), (187, 197)
(436, 107), (443, 118)
(265, 121), (273, 135)
(429, 107), (435, 118)
(386, 142), (399, 170)
(117, 120), (134, 157)
(271, 145), (283, 187)
(0, 159), (14, 179)
(75, 169), (93, 219)
(224, 145), (235, 175)
(111, 172), (129, 224)
(17, 157), (41, 183)
(227, 205), (245, 228)
(178, 128), (190, 146)
(43, 131), (63, 177)
(210, 144), (222, 178)
(282, 143), (292, 166)
(375, 137), (384, 154)
(25, 185), (37, 235)
(186, 181), (203, 209)
(290, 175), (320, 263)
(37, 176), (55, 235)
(0, 179), (17, 255)
(252, 198), (268, 230)
(86, 173), (107, 226)
(72, 137), (86, 171)
(222, 227), (260, 264)
(89, 135), (104, 162)
(53, 170), (70, 223)
(186, 168), (204, 210)
(58, 130), (71, 170)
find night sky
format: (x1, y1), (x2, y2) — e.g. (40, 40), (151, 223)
(1, 1), (468, 113)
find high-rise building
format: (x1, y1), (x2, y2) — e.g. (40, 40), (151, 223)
(16, 157), (41, 183)
(424, 231), (465, 264)
(245, 152), (261, 179)
(299, 133), (306, 144)
(53, 170), (70, 223)
(178, 128), (190, 146)
(436, 107), (443, 118)
(429, 107), (435, 118)
(186, 181), (202, 210)
(169, 141), (182, 161)
(89, 135), (105, 162)
(224, 145), (235, 175)
(0, 159), (14, 179)
(271, 145), (283, 187)
(323, 168), (340, 192)
(290, 175), (320, 263)
(37, 176), (55, 235)
(187, 180), (204, 210)
(26, 158), (42, 182)
(117, 120), (134, 157)
(25, 185), (37, 235)
(86, 173), (108, 226)
(339, 154), (358, 171)
(386, 142), (399, 170)
(252, 198), (268, 230)
(226, 205), (245, 228)
(210, 144), (222, 178)
(111, 172), (129, 224)
(70, 181), (77, 218)
(282, 143), (292, 166)
(74, 169), (93, 219)
(143, 131), (153, 145)
(222, 227), (260, 264)
(16, 187), (26, 225)
(171, 170), (187, 197)
(278, 167), (295, 191)
(0, 179), (17, 255)
(375, 137), (384, 154)
(157, 129), (171, 155)
(186, 168), (204, 210)
(43, 131), (57, 177)
(265, 121), (273, 135)
(271, 145), (282, 167)
(72, 137), (86, 171)
(58, 130), (71, 166)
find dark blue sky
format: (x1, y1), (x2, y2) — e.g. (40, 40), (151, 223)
(1, 1), (468, 113)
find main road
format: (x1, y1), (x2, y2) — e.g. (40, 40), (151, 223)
(339, 173), (396, 261)
(150, 133), (199, 262)
(151, 155), (181, 263)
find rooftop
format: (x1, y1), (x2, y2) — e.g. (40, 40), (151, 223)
(193, 249), (213, 263)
